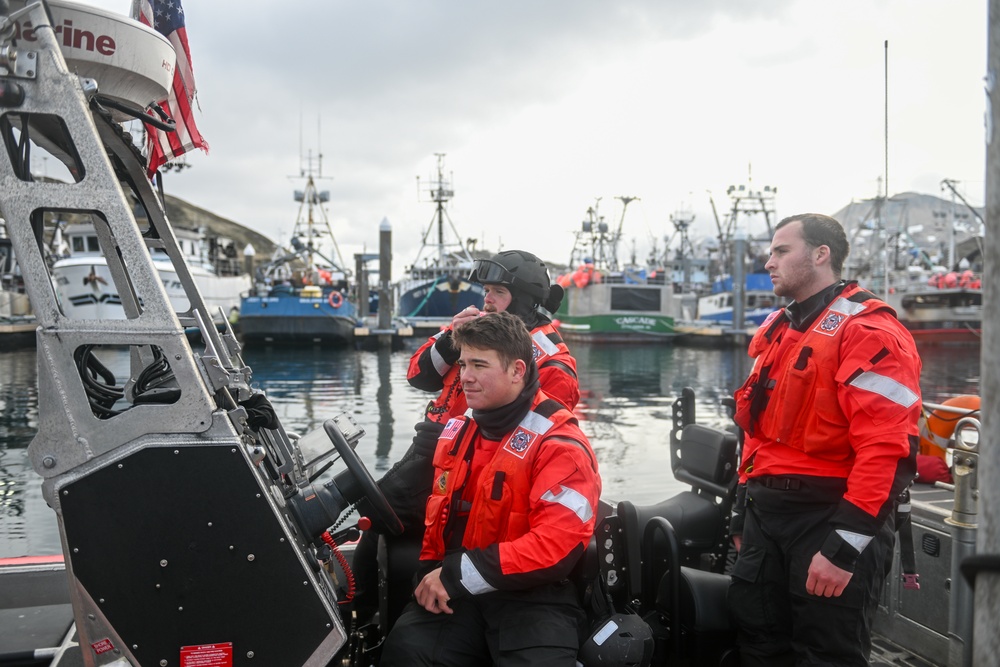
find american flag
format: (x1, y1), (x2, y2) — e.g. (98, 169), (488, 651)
(132, 0), (209, 177)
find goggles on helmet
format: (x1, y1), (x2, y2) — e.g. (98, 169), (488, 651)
(469, 259), (513, 285)
(469, 259), (546, 299)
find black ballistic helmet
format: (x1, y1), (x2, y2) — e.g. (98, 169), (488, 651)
(578, 613), (654, 667)
(469, 250), (551, 302)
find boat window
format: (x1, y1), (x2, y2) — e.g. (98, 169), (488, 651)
(611, 286), (661, 312)
(72, 344), (181, 420)
(73, 236), (86, 253)
(87, 236), (100, 253)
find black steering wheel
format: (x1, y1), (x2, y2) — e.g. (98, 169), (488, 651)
(324, 419), (404, 536)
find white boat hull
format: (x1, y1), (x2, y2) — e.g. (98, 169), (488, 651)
(53, 257), (249, 322)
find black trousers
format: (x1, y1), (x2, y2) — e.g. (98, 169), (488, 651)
(727, 479), (896, 667)
(379, 582), (584, 667)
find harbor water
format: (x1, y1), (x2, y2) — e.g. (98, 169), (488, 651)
(0, 340), (981, 559)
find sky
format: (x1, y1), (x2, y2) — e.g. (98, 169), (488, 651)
(77, 0), (987, 279)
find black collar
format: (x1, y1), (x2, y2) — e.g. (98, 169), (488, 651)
(785, 280), (849, 332)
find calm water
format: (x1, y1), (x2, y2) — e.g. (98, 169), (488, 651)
(0, 340), (981, 558)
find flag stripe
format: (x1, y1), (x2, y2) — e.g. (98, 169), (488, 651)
(134, 0), (208, 177)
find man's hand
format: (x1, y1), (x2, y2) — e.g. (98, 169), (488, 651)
(451, 306), (481, 330)
(732, 535), (742, 552)
(806, 552), (853, 597)
(414, 567), (454, 614)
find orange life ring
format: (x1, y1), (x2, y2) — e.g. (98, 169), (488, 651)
(919, 395), (980, 459)
(327, 291), (344, 309)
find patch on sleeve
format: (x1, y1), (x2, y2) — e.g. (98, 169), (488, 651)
(761, 309), (782, 327)
(813, 312), (846, 336)
(436, 471), (449, 493)
(503, 427), (540, 459)
(442, 418), (463, 440)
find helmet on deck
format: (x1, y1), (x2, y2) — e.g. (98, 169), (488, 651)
(578, 613), (654, 667)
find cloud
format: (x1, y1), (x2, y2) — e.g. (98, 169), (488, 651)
(79, 0), (986, 278)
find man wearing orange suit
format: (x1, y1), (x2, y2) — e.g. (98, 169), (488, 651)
(729, 213), (922, 666)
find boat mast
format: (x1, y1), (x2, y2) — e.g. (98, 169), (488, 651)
(432, 153), (453, 263)
(612, 196), (638, 271)
(412, 153), (472, 271)
(292, 149), (348, 277)
(721, 170), (776, 281)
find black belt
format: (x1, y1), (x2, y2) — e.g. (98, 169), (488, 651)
(760, 476), (801, 491)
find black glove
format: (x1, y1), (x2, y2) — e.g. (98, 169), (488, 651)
(433, 330), (461, 366)
(412, 420), (445, 457)
(240, 393), (278, 430)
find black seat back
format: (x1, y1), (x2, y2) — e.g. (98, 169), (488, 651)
(671, 423), (739, 498)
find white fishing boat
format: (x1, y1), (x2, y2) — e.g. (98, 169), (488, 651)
(52, 221), (250, 322)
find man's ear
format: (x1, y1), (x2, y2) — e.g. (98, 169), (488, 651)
(815, 244), (831, 266)
(512, 359), (527, 383)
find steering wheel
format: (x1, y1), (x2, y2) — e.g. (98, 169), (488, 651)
(324, 419), (404, 536)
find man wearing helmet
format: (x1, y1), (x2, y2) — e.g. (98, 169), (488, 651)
(408, 249), (580, 424)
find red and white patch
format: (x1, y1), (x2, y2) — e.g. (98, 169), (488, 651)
(503, 427), (539, 459)
(441, 418), (463, 440)
(91, 638), (115, 655)
(813, 312), (846, 336)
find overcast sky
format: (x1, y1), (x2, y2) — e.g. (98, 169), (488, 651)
(82, 0), (986, 278)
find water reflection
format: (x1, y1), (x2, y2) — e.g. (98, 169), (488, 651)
(0, 341), (985, 556)
(243, 346), (428, 475)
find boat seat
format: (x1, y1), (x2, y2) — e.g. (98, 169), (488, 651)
(671, 424), (739, 499)
(377, 533), (423, 636)
(655, 566), (738, 666)
(599, 423), (739, 611)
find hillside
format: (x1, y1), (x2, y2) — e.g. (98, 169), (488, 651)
(832, 191), (984, 272)
(163, 194), (278, 260)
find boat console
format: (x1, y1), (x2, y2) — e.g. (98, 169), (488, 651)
(0, 3), (397, 665)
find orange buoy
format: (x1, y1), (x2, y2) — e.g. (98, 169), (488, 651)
(919, 395), (980, 459)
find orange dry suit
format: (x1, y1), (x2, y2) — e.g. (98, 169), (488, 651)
(408, 321), (579, 422)
(733, 282), (921, 569)
(420, 392), (600, 597)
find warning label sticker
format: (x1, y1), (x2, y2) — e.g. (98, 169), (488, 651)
(91, 638), (114, 654)
(180, 643), (234, 667)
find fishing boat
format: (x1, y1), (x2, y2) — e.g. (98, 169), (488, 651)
(672, 182), (784, 347)
(884, 286), (983, 345)
(51, 220), (251, 323)
(840, 188), (985, 346)
(1, 2), (997, 666)
(394, 154), (485, 329)
(555, 198), (680, 343)
(238, 157), (359, 345)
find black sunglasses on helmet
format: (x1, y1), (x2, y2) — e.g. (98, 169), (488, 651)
(469, 259), (546, 299)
